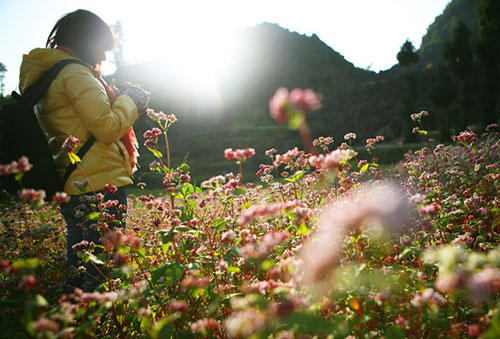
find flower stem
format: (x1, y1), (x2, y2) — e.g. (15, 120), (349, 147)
(299, 121), (317, 155)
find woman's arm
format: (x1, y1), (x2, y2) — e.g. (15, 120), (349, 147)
(62, 64), (138, 143)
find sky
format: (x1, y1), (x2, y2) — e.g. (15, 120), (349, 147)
(0, 0), (452, 94)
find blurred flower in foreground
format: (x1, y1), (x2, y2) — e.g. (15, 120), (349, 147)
(269, 87), (322, 125)
(297, 183), (411, 288)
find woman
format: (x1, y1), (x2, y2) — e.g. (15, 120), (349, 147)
(19, 9), (149, 290)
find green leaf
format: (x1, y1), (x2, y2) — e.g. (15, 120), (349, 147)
(227, 266), (240, 273)
(12, 258), (40, 270)
(159, 227), (176, 244)
(474, 164), (481, 172)
(360, 163), (378, 173)
(285, 170), (307, 183)
(399, 247), (421, 260)
(418, 129), (428, 135)
(151, 262), (184, 287)
(297, 223), (311, 235)
(151, 319), (174, 339)
(86, 253), (105, 265)
(288, 111), (305, 130)
(261, 259), (275, 271)
(67, 152), (81, 164)
(180, 183), (194, 198)
(31, 294), (49, 308)
(147, 147), (163, 159)
(14, 173), (23, 183)
(178, 163), (190, 173)
(281, 312), (340, 334)
(87, 212), (100, 221)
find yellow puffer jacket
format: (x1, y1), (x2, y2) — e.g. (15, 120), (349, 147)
(19, 48), (138, 195)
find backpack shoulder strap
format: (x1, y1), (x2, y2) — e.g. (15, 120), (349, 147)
(22, 58), (89, 107)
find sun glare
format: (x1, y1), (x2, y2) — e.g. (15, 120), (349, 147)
(116, 10), (240, 109)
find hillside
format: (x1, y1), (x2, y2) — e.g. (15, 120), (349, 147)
(112, 23), (377, 184)
(418, 0), (481, 67)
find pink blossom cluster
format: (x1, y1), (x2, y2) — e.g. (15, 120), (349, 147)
(52, 191), (70, 204)
(411, 288), (446, 307)
(410, 110), (429, 121)
(146, 108), (177, 124)
(181, 270), (210, 289)
(102, 228), (142, 251)
(365, 135), (385, 148)
(201, 175), (226, 189)
(143, 128), (162, 148)
(18, 188), (46, 205)
(269, 87), (322, 123)
(308, 149), (357, 171)
(265, 148), (277, 156)
(223, 179), (239, 191)
(344, 132), (357, 140)
(486, 123), (498, 132)
(312, 136), (334, 148)
(297, 183), (410, 287)
(273, 147), (305, 167)
(190, 318), (219, 333)
(256, 164), (273, 177)
(435, 268), (500, 304)
(103, 183), (118, 194)
(0, 156), (33, 175)
(224, 148), (255, 161)
(452, 131), (478, 144)
(238, 200), (307, 226)
(61, 135), (80, 153)
(418, 204), (441, 215)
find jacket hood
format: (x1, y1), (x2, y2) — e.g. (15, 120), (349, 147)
(19, 48), (90, 93)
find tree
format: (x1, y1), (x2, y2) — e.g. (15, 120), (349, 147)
(397, 40), (419, 140)
(474, 0), (500, 124)
(443, 18), (473, 130)
(397, 39), (419, 67)
(0, 62), (7, 96)
(443, 19), (473, 79)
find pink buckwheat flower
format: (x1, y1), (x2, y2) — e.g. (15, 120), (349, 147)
(297, 183), (410, 288)
(418, 204), (441, 215)
(52, 191), (70, 204)
(18, 188), (46, 206)
(224, 148), (255, 162)
(452, 131), (477, 144)
(61, 135), (80, 153)
(16, 156), (33, 173)
(410, 110), (429, 121)
(288, 88), (322, 114)
(269, 87), (289, 123)
(103, 184), (118, 194)
(269, 87), (322, 123)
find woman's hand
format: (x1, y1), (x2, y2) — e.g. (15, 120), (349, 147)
(115, 82), (150, 114)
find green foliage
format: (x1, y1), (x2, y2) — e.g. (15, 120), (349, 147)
(397, 39), (419, 67)
(443, 18), (473, 79)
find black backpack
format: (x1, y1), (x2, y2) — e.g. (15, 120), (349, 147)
(0, 59), (95, 199)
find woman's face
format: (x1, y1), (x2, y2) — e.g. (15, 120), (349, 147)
(88, 38), (109, 66)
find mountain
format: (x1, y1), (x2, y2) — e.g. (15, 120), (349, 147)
(112, 23), (378, 183)
(418, 0), (481, 67)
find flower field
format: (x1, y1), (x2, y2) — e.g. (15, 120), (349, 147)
(1, 88), (500, 338)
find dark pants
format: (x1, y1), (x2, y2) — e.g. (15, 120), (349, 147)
(60, 187), (128, 290)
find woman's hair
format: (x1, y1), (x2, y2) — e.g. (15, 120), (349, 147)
(46, 9), (115, 65)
